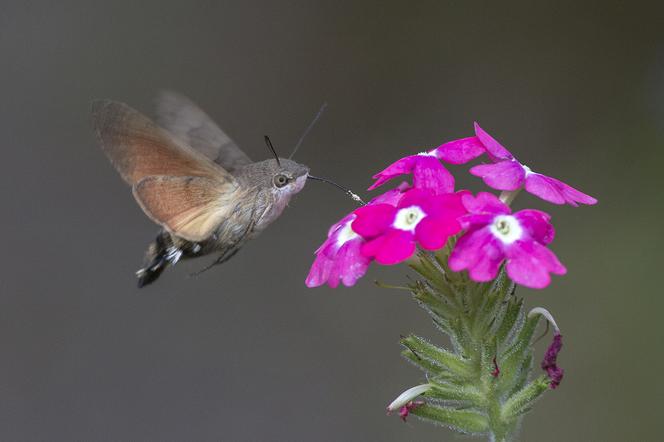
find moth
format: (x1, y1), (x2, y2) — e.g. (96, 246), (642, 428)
(92, 92), (347, 287)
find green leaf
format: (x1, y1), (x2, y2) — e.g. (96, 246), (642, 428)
(411, 404), (489, 434)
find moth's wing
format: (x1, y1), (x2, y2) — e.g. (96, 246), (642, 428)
(92, 100), (230, 185)
(133, 175), (240, 242)
(155, 91), (252, 173)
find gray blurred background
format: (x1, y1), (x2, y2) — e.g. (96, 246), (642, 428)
(1, 1), (662, 440)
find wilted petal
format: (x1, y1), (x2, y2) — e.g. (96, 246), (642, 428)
(434, 136), (486, 164)
(474, 122), (514, 160)
(398, 401), (424, 422)
(542, 333), (564, 389)
(352, 204), (395, 238)
(514, 209), (555, 244)
(525, 173), (597, 207)
(470, 160), (525, 191)
(361, 230), (416, 265)
(505, 240), (566, 289)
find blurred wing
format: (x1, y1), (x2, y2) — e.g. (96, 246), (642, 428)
(133, 175), (240, 242)
(92, 100), (232, 185)
(155, 91), (252, 173)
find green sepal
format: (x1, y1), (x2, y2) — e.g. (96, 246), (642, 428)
(411, 404), (489, 434)
(412, 282), (456, 320)
(495, 297), (524, 347)
(400, 335), (473, 379)
(425, 382), (485, 406)
(501, 376), (550, 421)
(497, 314), (541, 394)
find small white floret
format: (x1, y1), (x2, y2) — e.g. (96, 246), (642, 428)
(387, 384), (432, 412)
(528, 307), (560, 333)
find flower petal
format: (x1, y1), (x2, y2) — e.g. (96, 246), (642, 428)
(525, 173), (598, 207)
(326, 213), (355, 238)
(328, 240), (370, 287)
(411, 155), (455, 194)
(514, 209), (555, 244)
(416, 216), (460, 250)
(434, 136), (486, 164)
(369, 156), (417, 190)
(352, 204), (395, 238)
(369, 183), (409, 206)
(461, 192), (511, 215)
(505, 240), (566, 289)
(449, 228), (504, 281)
(361, 230), (416, 265)
(474, 123), (514, 160)
(420, 192), (467, 219)
(470, 160), (525, 191)
(305, 253), (335, 287)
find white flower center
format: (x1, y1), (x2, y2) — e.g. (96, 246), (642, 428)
(336, 221), (359, 247)
(417, 150), (436, 157)
(490, 215), (522, 244)
(522, 164), (534, 176)
(393, 206), (426, 232)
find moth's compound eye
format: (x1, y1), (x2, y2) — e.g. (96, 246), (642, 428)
(274, 174), (289, 188)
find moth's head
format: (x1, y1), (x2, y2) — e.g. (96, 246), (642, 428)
(256, 136), (309, 195)
(268, 158), (310, 194)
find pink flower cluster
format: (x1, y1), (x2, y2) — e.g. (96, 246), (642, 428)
(306, 124), (596, 290)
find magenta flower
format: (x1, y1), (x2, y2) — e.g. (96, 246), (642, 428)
(305, 212), (369, 288)
(352, 189), (467, 265)
(434, 136), (486, 164)
(305, 186), (407, 288)
(448, 192), (566, 289)
(369, 153), (454, 194)
(469, 123), (597, 206)
(368, 137), (486, 194)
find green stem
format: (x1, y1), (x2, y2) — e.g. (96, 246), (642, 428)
(392, 253), (552, 441)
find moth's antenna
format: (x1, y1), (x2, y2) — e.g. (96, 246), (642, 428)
(289, 102), (328, 159)
(264, 135), (281, 166)
(308, 174), (365, 205)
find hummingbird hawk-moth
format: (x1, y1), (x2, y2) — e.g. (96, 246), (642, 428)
(92, 92), (330, 287)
